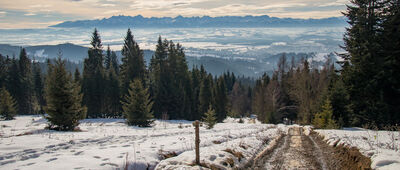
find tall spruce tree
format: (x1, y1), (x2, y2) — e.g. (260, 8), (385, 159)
(252, 74), (269, 123)
(6, 58), (20, 105)
(149, 37), (192, 119)
(120, 29), (146, 96)
(199, 74), (213, 117)
(105, 45), (112, 70)
(214, 77), (228, 122)
(0, 54), (8, 88)
(149, 36), (169, 118)
(82, 29), (106, 118)
(190, 66), (202, 120)
(32, 61), (45, 114)
(164, 41), (191, 119)
(0, 87), (17, 120)
(122, 79), (153, 127)
(110, 51), (119, 75)
(45, 58), (86, 131)
(17, 48), (33, 114)
(341, 0), (387, 126)
(105, 62), (120, 118)
(74, 68), (81, 84)
(381, 0), (400, 125)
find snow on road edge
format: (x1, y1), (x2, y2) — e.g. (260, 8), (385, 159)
(155, 124), (289, 169)
(315, 128), (400, 170)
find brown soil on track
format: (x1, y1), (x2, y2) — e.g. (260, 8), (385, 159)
(310, 131), (371, 170)
(247, 127), (371, 170)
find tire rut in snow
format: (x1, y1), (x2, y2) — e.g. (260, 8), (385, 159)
(251, 127), (327, 170)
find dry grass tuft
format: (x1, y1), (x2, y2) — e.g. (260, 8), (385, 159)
(224, 148), (244, 161)
(212, 140), (222, 144)
(158, 150), (178, 160)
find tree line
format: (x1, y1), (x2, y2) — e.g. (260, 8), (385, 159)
(1, 0), (398, 130)
(0, 29), (240, 128)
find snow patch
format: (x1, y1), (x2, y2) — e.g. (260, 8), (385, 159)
(316, 128), (400, 170)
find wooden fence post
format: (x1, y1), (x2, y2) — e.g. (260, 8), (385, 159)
(194, 120), (200, 165)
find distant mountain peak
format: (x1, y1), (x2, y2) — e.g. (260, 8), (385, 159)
(50, 15), (347, 28)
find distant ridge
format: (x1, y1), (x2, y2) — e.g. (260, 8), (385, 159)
(51, 15), (347, 28)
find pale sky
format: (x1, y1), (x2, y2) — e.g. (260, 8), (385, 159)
(0, 0), (349, 29)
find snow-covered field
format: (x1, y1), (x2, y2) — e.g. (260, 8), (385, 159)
(0, 116), (284, 170)
(316, 128), (400, 170)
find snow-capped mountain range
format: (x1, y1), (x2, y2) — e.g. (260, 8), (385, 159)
(51, 15), (347, 28)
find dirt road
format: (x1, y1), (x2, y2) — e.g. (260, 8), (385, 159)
(249, 126), (371, 170)
(252, 127), (328, 170)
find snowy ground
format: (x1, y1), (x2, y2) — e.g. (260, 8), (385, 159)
(316, 128), (400, 170)
(0, 116), (284, 170)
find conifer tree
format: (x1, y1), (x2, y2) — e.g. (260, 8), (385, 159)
(252, 74), (269, 123)
(32, 61), (45, 114)
(203, 105), (217, 129)
(105, 45), (112, 70)
(340, 0), (387, 126)
(6, 58), (20, 104)
(328, 77), (351, 127)
(190, 66), (202, 120)
(0, 87), (17, 120)
(312, 98), (338, 129)
(110, 51), (119, 75)
(381, 0), (400, 125)
(199, 74), (213, 117)
(120, 29), (146, 96)
(122, 79), (153, 127)
(74, 68), (81, 84)
(149, 36), (167, 118)
(82, 29), (106, 118)
(105, 67), (120, 117)
(45, 58), (86, 131)
(0, 54), (8, 88)
(18, 48), (33, 114)
(214, 77), (228, 122)
(149, 37), (192, 119)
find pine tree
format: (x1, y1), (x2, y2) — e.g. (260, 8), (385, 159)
(0, 54), (8, 88)
(190, 66), (201, 121)
(44, 58), (86, 131)
(122, 79), (153, 127)
(105, 45), (112, 70)
(340, 0), (387, 126)
(18, 48), (33, 114)
(312, 98), (338, 129)
(6, 58), (20, 105)
(82, 29), (106, 118)
(149, 37), (192, 119)
(74, 68), (81, 84)
(105, 67), (120, 117)
(203, 105), (217, 129)
(110, 51), (119, 75)
(328, 77), (351, 127)
(214, 77), (228, 122)
(381, 0), (400, 125)
(199, 74), (213, 117)
(120, 29), (146, 96)
(32, 61), (45, 114)
(0, 87), (17, 120)
(252, 74), (269, 123)
(149, 36), (166, 118)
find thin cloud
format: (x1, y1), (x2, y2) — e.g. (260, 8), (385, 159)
(103, 10), (120, 14)
(0, 11), (6, 17)
(0, 0), (348, 28)
(101, 4), (116, 7)
(24, 12), (36, 16)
